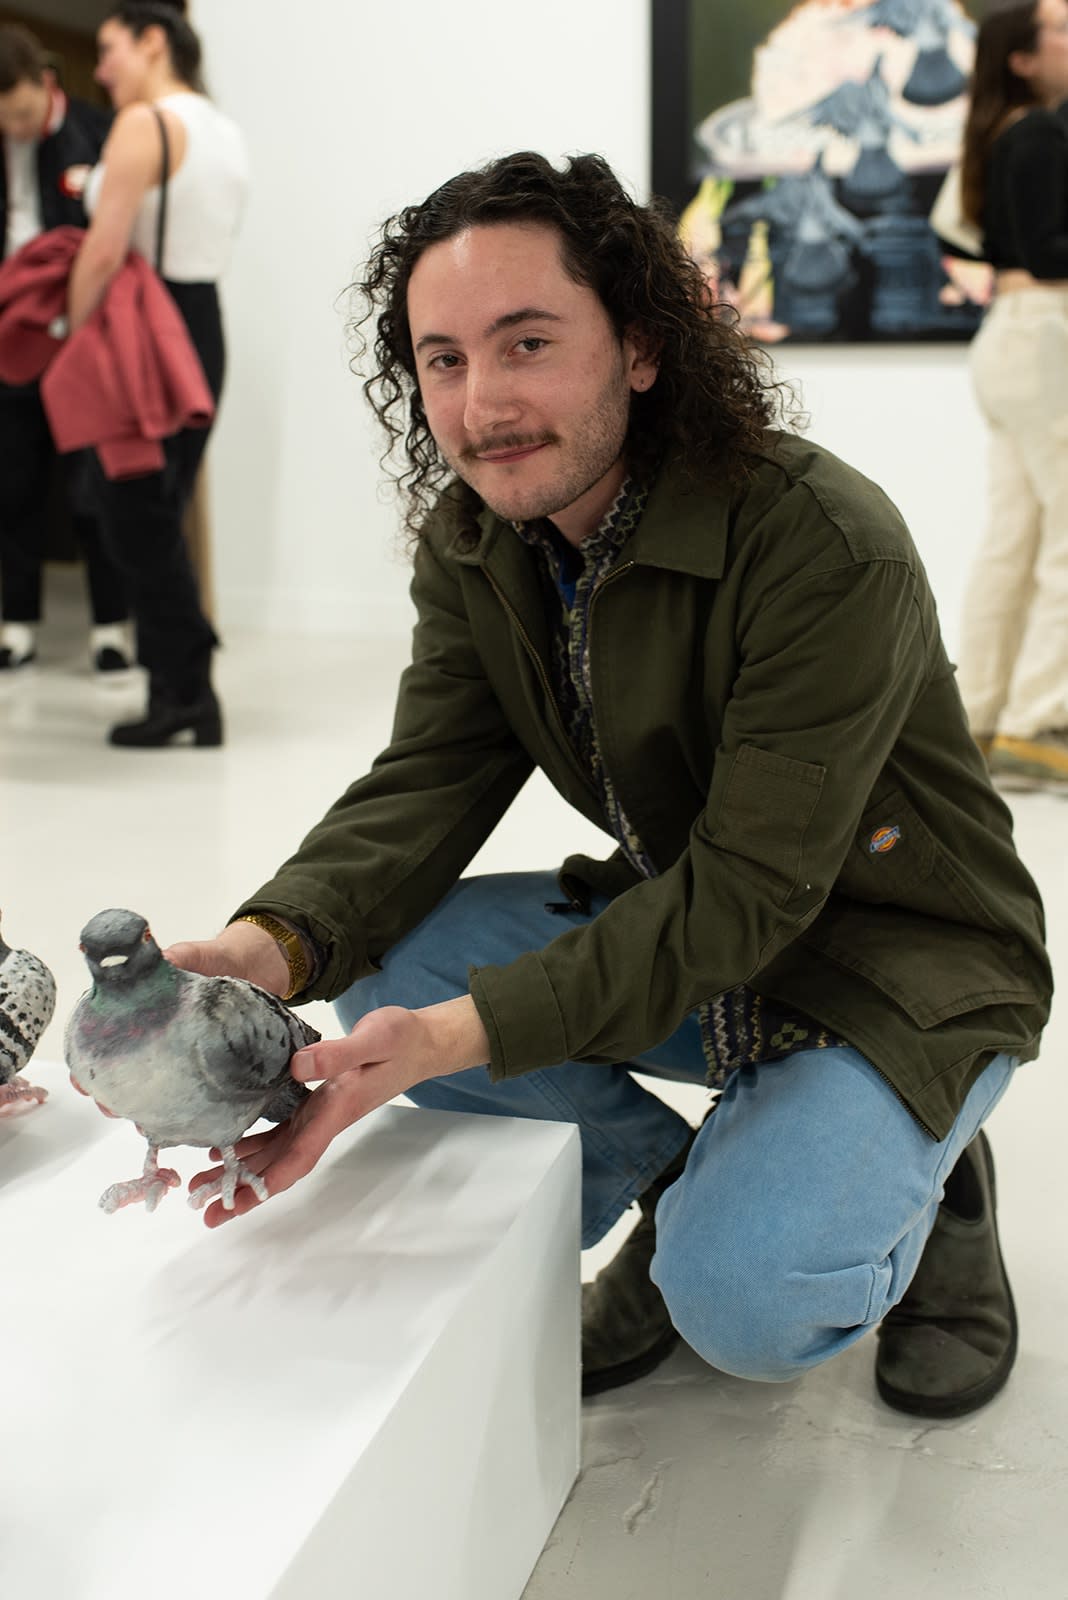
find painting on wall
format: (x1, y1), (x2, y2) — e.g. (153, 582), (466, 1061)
(651, 0), (993, 344)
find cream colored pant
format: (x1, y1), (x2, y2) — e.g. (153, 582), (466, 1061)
(957, 288), (1068, 738)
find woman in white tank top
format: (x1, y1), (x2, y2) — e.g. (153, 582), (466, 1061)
(69, 0), (248, 748)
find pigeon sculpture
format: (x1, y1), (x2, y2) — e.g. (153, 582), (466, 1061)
(65, 908), (321, 1214)
(0, 912), (57, 1115)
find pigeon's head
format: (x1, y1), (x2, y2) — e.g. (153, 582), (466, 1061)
(78, 909), (162, 985)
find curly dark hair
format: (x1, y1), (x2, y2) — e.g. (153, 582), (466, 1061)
(350, 151), (793, 543)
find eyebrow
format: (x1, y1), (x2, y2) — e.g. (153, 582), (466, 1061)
(413, 307), (563, 355)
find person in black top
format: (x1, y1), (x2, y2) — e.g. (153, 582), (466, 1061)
(954, 0), (1068, 789)
(0, 23), (130, 675)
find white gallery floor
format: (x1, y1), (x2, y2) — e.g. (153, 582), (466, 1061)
(3, 578), (1067, 1600)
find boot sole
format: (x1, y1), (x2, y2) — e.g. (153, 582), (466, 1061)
(582, 1325), (681, 1397)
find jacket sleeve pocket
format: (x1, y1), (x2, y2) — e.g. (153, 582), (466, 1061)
(712, 743), (826, 907)
(834, 789), (937, 904)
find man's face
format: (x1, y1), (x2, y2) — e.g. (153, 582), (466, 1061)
(406, 222), (657, 541)
(0, 77), (50, 143)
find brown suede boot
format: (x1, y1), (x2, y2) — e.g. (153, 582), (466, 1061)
(876, 1130), (1018, 1418)
(581, 1129), (696, 1397)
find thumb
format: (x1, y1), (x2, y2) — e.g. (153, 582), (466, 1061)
(291, 1011), (403, 1083)
(291, 1036), (366, 1084)
(164, 939), (233, 978)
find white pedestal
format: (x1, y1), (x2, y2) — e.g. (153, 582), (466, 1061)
(1, 1082), (581, 1599)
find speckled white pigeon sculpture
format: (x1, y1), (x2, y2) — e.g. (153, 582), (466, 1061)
(0, 913), (56, 1115)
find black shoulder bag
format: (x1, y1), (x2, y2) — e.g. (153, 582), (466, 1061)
(149, 104), (170, 276)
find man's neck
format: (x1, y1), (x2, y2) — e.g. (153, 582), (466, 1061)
(547, 458), (628, 549)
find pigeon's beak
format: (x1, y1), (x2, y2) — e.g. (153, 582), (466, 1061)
(100, 955), (129, 968)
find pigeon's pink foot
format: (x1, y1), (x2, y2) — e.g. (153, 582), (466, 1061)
(99, 1168), (181, 1213)
(189, 1146), (268, 1212)
(0, 1076), (48, 1116)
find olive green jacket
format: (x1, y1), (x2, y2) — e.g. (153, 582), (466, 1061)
(237, 434), (1052, 1139)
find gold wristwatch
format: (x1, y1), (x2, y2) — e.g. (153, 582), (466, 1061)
(233, 912), (310, 1002)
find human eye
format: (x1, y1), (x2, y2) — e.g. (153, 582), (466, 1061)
(514, 336), (548, 355)
(426, 350), (462, 372)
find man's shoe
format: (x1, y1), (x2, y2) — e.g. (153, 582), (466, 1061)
(581, 1129), (696, 1397)
(876, 1130), (1017, 1419)
(988, 730), (1068, 793)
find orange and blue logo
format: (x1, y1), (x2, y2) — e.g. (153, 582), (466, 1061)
(869, 824), (902, 855)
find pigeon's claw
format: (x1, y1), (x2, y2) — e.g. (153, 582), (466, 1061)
(0, 1076), (48, 1116)
(98, 1145), (181, 1214)
(99, 1168), (181, 1213)
(188, 1145), (268, 1212)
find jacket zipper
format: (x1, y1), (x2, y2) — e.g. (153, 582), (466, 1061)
(586, 560), (655, 869)
(483, 569), (595, 801)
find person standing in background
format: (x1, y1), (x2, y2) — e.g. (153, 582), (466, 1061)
(73, 0), (247, 748)
(955, 0), (1068, 789)
(0, 23), (131, 676)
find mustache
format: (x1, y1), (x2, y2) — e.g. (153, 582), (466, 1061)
(461, 432), (558, 460)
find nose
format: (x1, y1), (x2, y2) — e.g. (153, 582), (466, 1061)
(462, 358), (523, 438)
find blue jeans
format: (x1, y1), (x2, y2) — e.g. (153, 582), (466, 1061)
(336, 873), (1016, 1382)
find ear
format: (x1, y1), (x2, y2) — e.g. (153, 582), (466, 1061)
(142, 23), (169, 61)
(1007, 47), (1037, 84)
(623, 325), (661, 394)
(41, 67), (57, 91)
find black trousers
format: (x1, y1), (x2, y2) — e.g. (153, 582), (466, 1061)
(0, 380), (128, 625)
(90, 280), (225, 700)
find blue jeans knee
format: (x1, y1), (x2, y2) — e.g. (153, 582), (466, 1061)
(650, 1219), (891, 1382)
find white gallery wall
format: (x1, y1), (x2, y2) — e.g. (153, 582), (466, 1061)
(194, 0), (984, 657)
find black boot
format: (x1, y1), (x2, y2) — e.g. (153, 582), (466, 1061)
(876, 1130), (1017, 1418)
(581, 1127), (697, 1397)
(109, 686), (223, 748)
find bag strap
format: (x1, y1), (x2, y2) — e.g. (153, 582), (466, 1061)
(150, 104), (170, 276)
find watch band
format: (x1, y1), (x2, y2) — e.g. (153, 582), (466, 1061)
(232, 912), (310, 1002)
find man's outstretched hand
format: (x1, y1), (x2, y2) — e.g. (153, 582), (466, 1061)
(187, 997), (491, 1228)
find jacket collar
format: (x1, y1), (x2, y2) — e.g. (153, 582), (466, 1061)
(450, 454), (731, 581)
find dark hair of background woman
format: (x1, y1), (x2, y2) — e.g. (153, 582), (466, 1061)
(351, 150), (794, 545)
(104, 1), (205, 94)
(961, 1), (1041, 226)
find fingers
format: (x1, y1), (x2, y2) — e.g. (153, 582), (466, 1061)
(190, 1079), (364, 1227)
(198, 1183), (266, 1230)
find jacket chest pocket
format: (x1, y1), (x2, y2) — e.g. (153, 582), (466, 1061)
(713, 743), (826, 907)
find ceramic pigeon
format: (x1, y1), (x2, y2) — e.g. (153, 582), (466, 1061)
(65, 908), (320, 1214)
(0, 912), (57, 1115)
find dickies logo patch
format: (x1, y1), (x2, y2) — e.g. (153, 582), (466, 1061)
(869, 824), (902, 855)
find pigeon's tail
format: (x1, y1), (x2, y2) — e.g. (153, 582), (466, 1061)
(262, 1076), (311, 1125)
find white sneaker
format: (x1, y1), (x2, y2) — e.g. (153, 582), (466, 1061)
(90, 623), (134, 679)
(0, 622), (37, 670)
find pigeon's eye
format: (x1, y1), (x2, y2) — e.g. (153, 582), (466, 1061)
(143, 930), (152, 942)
